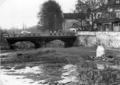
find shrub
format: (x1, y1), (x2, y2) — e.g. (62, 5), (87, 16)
(46, 40), (65, 48)
(14, 41), (35, 49)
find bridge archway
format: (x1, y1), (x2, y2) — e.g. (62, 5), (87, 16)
(10, 41), (36, 49)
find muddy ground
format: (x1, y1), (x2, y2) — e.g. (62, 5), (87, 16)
(0, 47), (120, 85)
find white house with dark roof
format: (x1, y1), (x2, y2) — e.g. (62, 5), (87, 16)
(63, 13), (89, 31)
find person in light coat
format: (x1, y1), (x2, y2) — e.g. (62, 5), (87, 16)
(96, 42), (105, 58)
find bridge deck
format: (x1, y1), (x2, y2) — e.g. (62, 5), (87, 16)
(4, 33), (77, 49)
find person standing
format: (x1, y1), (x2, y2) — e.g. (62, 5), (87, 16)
(96, 42), (105, 58)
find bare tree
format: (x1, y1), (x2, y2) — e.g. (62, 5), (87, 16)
(85, 0), (105, 30)
(75, 0), (105, 31)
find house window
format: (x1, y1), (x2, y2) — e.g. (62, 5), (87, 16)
(97, 14), (101, 18)
(96, 12), (102, 19)
(116, 0), (120, 4)
(108, 8), (113, 12)
(116, 12), (120, 18)
(115, 10), (120, 18)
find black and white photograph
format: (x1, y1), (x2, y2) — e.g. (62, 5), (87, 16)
(0, 0), (120, 85)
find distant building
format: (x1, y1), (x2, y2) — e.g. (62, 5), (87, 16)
(21, 31), (31, 34)
(94, 0), (120, 31)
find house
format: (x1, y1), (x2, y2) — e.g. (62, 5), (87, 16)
(63, 13), (89, 31)
(94, 0), (120, 31)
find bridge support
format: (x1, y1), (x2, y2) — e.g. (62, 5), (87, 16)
(32, 41), (47, 48)
(9, 44), (14, 49)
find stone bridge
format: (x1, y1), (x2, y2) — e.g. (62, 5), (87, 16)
(4, 33), (77, 49)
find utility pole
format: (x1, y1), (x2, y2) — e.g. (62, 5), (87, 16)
(54, 14), (57, 31)
(23, 24), (25, 31)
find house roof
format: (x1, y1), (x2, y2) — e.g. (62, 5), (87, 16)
(63, 13), (89, 19)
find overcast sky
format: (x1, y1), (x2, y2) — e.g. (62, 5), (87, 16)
(0, 0), (77, 29)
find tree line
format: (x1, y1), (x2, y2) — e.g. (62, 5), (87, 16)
(38, 0), (106, 31)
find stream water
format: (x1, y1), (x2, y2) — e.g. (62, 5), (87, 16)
(1, 62), (120, 85)
(0, 64), (81, 85)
